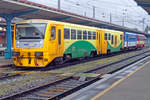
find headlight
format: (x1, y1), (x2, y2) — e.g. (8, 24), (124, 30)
(39, 40), (44, 48)
(39, 40), (43, 45)
(35, 52), (43, 57)
(16, 41), (20, 48)
(12, 52), (20, 56)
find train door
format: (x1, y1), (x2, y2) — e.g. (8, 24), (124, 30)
(57, 25), (64, 56)
(115, 35), (117, 47)
(50, 25), (57, 55)
(50, 24), (64, 56)
(122, 34), (124, 49)
(101, 30), (107, 54)
(96, 30), (101, 55)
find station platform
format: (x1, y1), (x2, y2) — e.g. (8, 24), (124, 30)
(0, 57), (13, 67)
(62, 56), (150, 100)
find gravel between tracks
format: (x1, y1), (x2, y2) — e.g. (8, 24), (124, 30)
(0, 72), (66, 98)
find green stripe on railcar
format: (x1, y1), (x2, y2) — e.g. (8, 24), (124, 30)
(64, 41), (96, 58)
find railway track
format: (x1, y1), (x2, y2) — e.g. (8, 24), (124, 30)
(86, 50), (150, 74)
(2, 49), (150, 100)
(0, 63), (36, 81)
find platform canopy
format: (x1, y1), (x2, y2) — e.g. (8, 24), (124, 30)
(0, 0), (147, 34)
(135, 0), (150, 15)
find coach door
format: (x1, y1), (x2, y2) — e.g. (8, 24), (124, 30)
(115, 35), (117, 47)
(50, 24), (64, 56)
(56, 25), (64, 56)
(96, 30), (101, 55)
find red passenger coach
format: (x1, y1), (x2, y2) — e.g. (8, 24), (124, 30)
(136, 34), (146, 48)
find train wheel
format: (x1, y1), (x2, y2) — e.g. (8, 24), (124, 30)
(107, 50), (111, 55)
(90, 52), (95, 58)
(54, 57), (64, 65)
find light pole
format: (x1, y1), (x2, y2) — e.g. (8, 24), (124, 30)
(110, 13), (112, 23)
(84, 12), (86, 16)
(93, 6), (95, 18)
(142, 18), (145, 31)
(122, 8), (127, 27)
(58, 0), (61, 9)
(86, 0), (96, 18)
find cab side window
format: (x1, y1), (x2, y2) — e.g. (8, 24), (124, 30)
(51, 26), (56, 40)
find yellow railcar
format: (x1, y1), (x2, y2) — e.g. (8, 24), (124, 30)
(13, 19), (100, 67)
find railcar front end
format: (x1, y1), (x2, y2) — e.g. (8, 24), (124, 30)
(13, 20), (61, 67)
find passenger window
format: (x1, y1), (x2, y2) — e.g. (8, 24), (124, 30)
(93, 32), (96, 40)
(105, 33), (107, 40)
(51, 26), (56, 40)
(97, 32), (98, 40)
(83, 30), (87, 40)
(120, 35), (122, 40)
(77, 30), (82, 39)
(88, 31), (92, 40)
(111, 35), (114, 44)
(58, 29), (61, 45)
(64, 28), (70, 39)
(109, 34), (111, 40)
(71, 29), (76, 40)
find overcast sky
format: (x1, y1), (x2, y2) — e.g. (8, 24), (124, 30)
(28, 0), (150, 31)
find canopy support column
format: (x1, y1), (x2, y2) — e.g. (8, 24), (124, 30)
(0, 9), (40, 59)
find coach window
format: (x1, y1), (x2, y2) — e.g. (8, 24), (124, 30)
(88, 31), (92, 40)
(104, 33), (107, 40)
(120, 35), (122, 40)
(97, 32), (98, 40)
(93, 32), (96, 40)
(77, 30), (82, 39)
(51, 26), (56, 40)
(111, 35), (114, 44)
(64, 28), (70, 39)
(108, 33), (111, 40)
(71, 29), (76, 40)
(83, 30), (87, 40)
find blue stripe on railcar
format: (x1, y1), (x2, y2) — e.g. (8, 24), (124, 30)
(124, 32), (137, 48)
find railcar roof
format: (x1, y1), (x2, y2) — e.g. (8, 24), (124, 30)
(125, 32), (137, 35)
(16, 19), (124, 33)
(16, 19), (100, 30)
(16, 19), (122, 32)
(102, 28), (123, 33)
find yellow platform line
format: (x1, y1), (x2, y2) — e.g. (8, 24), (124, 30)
(91, 60), (150, 100)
